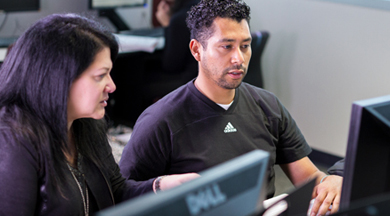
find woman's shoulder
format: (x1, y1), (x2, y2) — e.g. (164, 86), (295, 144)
(0, 105), (44, 152)
(0, 105), (42, 170)
(0, 104), (37, 132)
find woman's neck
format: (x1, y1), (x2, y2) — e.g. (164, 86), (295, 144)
(65, 128), (77, 167)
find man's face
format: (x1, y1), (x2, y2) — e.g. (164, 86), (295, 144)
(198, 17), (252, 89)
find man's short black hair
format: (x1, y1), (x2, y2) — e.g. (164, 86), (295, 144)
(186, 0), (251, 47)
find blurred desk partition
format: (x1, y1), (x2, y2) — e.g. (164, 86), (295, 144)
(107, 29), (165, 127)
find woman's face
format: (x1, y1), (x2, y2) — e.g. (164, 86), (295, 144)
(67, 47), (116, 123)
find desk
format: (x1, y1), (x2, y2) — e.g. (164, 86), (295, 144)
(0, 47), (7, 62)
(115, 34), (165, 54)
(116, 27), (165, 54)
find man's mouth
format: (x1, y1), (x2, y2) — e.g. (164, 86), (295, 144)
(227, 71), (244, 79)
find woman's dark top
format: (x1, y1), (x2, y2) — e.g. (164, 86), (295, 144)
(0, 105), (154, 215)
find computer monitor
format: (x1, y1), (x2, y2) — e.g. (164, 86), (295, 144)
(333, 192), (390, 216)
(0, 0), (40, 13)
(89, 0), (147, 31)
(89, 0), (146, 9)
(97, 149), (270, 216)
(339, 95), (390, 211)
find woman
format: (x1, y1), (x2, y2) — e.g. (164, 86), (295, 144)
(0, 13), (198, 215)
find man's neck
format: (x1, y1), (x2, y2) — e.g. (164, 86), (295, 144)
(194, 77), (235, 104)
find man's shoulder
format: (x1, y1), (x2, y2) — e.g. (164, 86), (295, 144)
(239, 83), (279, 103)
(238, 83), (286, 117)
(136, 84), (193, 125)
(147, 84), (190, 110)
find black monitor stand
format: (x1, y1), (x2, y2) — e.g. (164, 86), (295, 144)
(98, 9), (130, 32)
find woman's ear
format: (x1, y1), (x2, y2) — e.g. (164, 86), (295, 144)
(189, 39), (202, 62)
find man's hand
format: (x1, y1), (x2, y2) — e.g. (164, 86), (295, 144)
(280, 157), (343, 216)
(310, 175), (343, 216)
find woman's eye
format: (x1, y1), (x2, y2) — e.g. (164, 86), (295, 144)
(95, 74), (106, 81)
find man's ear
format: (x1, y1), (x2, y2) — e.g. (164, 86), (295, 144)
(189, 39), (202, 62)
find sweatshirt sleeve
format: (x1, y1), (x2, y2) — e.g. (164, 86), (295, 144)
(99, 140), (155, 202)
(327, 159), (345, 176)
(119, 111), (171, 182)
(107, 151), (155, 201)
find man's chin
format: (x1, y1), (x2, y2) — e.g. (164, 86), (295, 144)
(221, 80), (243, 89)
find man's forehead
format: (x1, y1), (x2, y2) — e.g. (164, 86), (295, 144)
(210, 18), (251, 41)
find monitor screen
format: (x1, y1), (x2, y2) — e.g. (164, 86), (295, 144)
(97, 149), (270, 216)
(89, 0), (147, 31)
(89, 0), (146, 9)
(339, 95), (390, 210)
(0, 0), (40, 12)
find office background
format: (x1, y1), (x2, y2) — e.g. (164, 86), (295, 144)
(1, 0), (389, 158)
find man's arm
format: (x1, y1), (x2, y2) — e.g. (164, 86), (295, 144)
(119, 114), (172, 181)
(280, 157), (342, 216)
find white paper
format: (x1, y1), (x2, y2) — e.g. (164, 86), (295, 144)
(114, 34), (165, 54)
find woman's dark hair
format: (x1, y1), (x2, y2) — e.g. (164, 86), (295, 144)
(0, 13), (118, 192)
(170, 0), (193, 15)
(186, 0), (251, 47)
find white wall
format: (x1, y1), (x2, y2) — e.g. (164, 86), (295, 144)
(245, 0), (390, 157)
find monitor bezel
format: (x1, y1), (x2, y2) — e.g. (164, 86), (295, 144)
(0, 0), (40, 13)
(340, 95), (390, 210)
(88, 0), (146, 10)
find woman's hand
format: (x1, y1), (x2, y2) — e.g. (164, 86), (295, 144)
(153, 173), (201, 192)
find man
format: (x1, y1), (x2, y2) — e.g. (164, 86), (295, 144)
(119, 0), (342, 215)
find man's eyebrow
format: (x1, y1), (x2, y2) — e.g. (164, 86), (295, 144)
(218, 37), (252, 43)
(218, 38), (235, 43)
(243, 37), (252, 42)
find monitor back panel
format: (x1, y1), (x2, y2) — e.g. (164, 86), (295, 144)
(97, 149), (270, 216)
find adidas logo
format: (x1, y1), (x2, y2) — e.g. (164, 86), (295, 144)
(224, 122), (237, 133)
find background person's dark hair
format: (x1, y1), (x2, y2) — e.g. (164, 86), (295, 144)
(170, 0), (193, 15)
(186, 0), (251, 47)
(0, 13), (118, 193)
